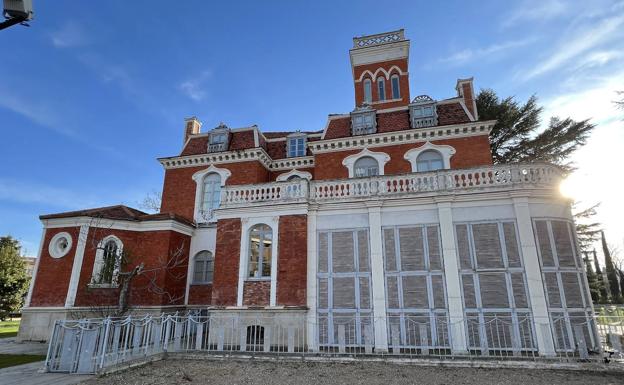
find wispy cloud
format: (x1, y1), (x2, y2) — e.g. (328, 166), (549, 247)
(178, 70), (212, 101)
(0, 178), (99, 209)
(518, 12), (624, 81)
(436, 38), (534, 66)
(502, 0), (566, 27)
(50, 22), (89, 48)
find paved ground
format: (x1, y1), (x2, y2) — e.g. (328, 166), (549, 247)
(0, 338), (90, 385)
(84, 359), (624, 385)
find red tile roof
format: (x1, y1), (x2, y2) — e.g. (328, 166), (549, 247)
(40, 205), (195, 227)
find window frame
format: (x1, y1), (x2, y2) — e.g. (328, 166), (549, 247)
(416, 150), (444, 172)
(354, 156), (380, 178)
(377, 77), (386, 101)
(391, 75), (400, 99)
(247, 224), (273, 280)
(192, 250), (214, 284)
(90, 235), (124, 288)
(287, 135), (306, 158)
(363, 78), (372, 103)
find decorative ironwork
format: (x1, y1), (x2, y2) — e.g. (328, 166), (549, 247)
(411, 95), (435, 104)
(353, 30), (405, 48)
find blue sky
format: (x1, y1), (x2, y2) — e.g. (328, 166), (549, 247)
(1, 0), (623, 258)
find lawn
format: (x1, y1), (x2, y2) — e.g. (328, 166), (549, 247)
(0, 320), (20, 339)
(0, 354), (46, 369)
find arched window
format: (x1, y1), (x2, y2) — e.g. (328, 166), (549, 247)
(193, 251), (214, 284)
(391, 75), (400, 99)
(377, 77), (386, 101)
(248, 224), (272, 279)
(416, 150), (444, 172)
(363, 79), (372, 103)
(202, 173), (221, 215)
(91, 237), (123, 286)
(354, 156), (379, 177)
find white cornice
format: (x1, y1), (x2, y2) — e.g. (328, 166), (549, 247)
(41, 217), (195, 236)
(269, 156), (315, 171)
(311, 121), (495, 154)
(159, 148), (273, 170)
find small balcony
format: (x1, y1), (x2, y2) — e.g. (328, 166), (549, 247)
(208, 142), (228, 153)
(217, 163), (562, 210)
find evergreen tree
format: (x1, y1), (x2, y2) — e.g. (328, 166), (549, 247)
(593, 249), (609, 303)
(573, 203), (601, 252)
(476, 89), (595, 172)
(0, 236), (30, 320)
(602, 231), (622, 303)
(583, 251), (600, 304)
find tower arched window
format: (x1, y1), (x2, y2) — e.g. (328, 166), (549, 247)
(354, 156), (379, 177)
(416, 150), (444, 172)
(363, 79), (372, 103)
(193, 251), (214, 284)
(377, 77), (386, 101)
(248, 224), (273, 279)
(391, 75), (400, 99)
(202, 173), (221, 216)
(91, 236), (123, 286)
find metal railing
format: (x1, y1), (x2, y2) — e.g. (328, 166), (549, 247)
(45, 312), (624, 374)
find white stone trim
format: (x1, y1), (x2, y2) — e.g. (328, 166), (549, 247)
(366, 202), (389, 351)
(403, 141), (456, 171)
(89, 235), (124, 287)
(312, 121), (495, 154)
(269, 156), (315, 171)
(191, 165), (231, 224)
(64, 225), (89, 308)
(42, 217), (195, 236)
(342, 148), (390, 178)
(25, 229), (46, 307)
(237, 216), (280, 307)
(159, 148), (272, 170)
(48, 232), (72, 259)
(275, 169), (313, 182)
(354, 65), (406, 83)
(306, 206), (318, 351)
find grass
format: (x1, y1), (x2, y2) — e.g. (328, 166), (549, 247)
(0, 354), (46, 369)
(0, 320), (20, 339)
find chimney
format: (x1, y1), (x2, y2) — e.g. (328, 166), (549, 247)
(184, 116), (202, 144)
(456, 78), (478, 121)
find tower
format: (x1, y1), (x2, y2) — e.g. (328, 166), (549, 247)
(349, 29), (411, 110)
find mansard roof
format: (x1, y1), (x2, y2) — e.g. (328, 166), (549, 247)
(40, 204), (194, 226)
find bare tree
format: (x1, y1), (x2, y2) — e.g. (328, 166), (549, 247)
(138, 190), (162, 213)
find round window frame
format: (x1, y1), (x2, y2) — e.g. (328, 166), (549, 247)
(49, 232), (73, 259)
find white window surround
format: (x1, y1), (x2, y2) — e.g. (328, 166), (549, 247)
(49, 232), (72, 259)
(237, 216), (280, 307)
(192, 165), (232, 223)
(90, 235), (123, 288)
(275, 169), (312, 181)
(403, 142), (455, 172)
(342, 148), (391, 178)
(192, 250), (214, 285)
(287, 134), (307, 158)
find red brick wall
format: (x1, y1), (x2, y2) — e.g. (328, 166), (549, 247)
(188, 285), (212, 305)
(460, 82), (476, 118)
(353, 59), (410, 109)
(160, 161), (269, 220)
(30, 227), (80, 307)
(211, 218), (241, 306)
(242, 281), (270, 306)
(277, 215), (307, 306)
(314, 136), (493, 180)
(72, 228), (191, 307)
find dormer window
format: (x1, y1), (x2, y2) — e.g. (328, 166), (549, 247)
(208, 123), (230, 153)
(287, 134), (306, 157)
(409, 95), (438, 129)
(351, 105), (377, 136)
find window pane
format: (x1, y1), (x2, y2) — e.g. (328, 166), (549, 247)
(391, 76), (400, 99)
(364, 80), (372, 103)
(249, 237), (260, 277)
(377, 78), (385, 101)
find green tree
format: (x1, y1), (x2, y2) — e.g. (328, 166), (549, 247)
(0, 236), (30, 320)
(476, 89), (595, 171)
(583, 251), (600, 304)
(593, 249), (609, 303)
(602, 231), (622, 303)
(573, 203), (602, 253)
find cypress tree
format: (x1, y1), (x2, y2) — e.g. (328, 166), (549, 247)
(583, 251), (600, 304)
(593, 249), (609, 303)
(602, 231), (622, 303)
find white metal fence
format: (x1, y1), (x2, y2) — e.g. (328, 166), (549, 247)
(45, 312), (624, 374)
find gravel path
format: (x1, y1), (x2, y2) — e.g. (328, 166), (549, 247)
(85, 359), (624, 385)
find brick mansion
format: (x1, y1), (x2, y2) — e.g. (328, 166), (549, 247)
(19, 30), (593, 356)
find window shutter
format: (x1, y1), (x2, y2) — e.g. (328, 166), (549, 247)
(473, 223), (503, 268)
(503, 222), (521, 267)
(332, 277), (355, 308)
(383, 228), (397, 272)
(479, 272), (509, 308)
(561, 272), (584, 308)
(402, 275), (428, 308)
(462, 274), (477, 308)
(359, 277), (370, 309)
(332, 231), (354, 273)
(357, 230), (370, 272)
(535, 220), (554, 266)
(544, 272), (562, 307)
(318, 232), (328, 273)
(399, 227), (425, 271)
(511, 273), (528, 308)
(456, 224), (472, 269)
(386, 276), (400, 309)
(431, 274), (446, 309)
(552, 221), (576, 267)
(427, 226), (442, 270)
(318, 278), (328, 309)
